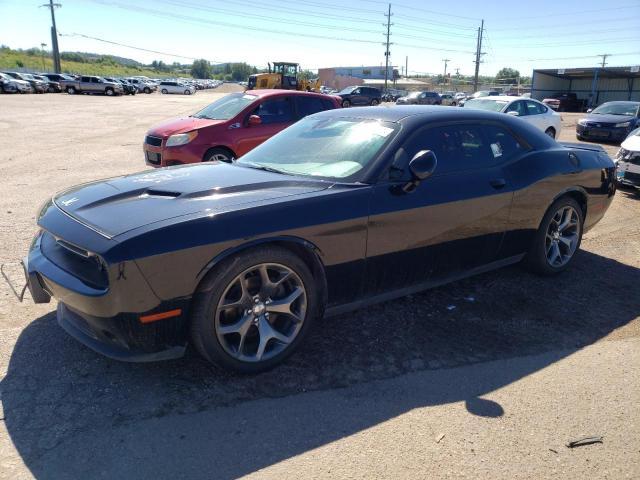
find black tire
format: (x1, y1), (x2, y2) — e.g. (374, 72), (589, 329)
(105, 88), (114, 96)
(545, 127), (556, 139)
(161, 88), (168, 94)
(47, 85), (55, 93)
(203, 147), (234, 163)
(342, 99), (351, 108)
(66, 86), (75, 94)
(370, 99), (379, 106)
(524, 196), (584, 276)
(190, 246), (322, 373)
(185, 89), (191, 95)
(144, 87), (151, 94)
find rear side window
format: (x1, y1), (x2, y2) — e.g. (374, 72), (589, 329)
(254, 97), (293, 124)
(296, 96), (327, 118)
(526, 101), (547, 115)
(481, 125), (527, 161)
(81, 76), (90, 82)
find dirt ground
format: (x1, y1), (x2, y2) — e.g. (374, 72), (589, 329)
(0, 90), (638, 479)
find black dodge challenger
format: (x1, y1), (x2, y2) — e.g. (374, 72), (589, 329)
(23, 106), (616, 372)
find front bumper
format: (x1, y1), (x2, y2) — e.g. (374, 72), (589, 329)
(57, 303), (187, 362)
(576, 124), (632, 142)
(23, 229), (190, 362)
(143, 141), (203, 167)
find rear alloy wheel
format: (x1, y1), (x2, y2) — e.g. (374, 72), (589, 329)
(525, 197), (583, 275)
(545, 127), (556, 139)
(105, 88), (114, 96)
(342, 99), (351, 108)
(203, 148), (234, 163)
(185, 89), (191, 95)
(190, 247), (320, 372)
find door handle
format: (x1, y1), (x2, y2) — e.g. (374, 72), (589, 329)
(490, 178), (507, 189)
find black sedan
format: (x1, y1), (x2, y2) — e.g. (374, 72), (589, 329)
(22, 107), (616, 372)
(577, 101), (640, 143)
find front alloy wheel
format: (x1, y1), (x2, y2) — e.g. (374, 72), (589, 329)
(215, 263), (307, 363)
(190, 246), (320, 372)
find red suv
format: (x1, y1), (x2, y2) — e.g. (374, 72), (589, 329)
(144, 90), (340, 167)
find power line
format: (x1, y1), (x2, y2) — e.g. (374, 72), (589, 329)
(490, 16), (638, 31)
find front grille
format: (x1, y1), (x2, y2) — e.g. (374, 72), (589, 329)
(624, 171), (640, 181)
(40, 232), (108, 290)
(145, 135), (162, 147)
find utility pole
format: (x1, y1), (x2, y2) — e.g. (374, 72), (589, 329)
(405, 55), (408, 79)
(598, 54), (609, 68)
(40, 1), (62, 73)
(383, 3), (393, 92)
(473, 19), (484, 93)
(40, 43), (47, 71)
(442, 58), (450, 87)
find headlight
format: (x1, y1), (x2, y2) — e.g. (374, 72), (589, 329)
(578, 119), (588, 126)
(615, 121), (631, 128)
(166, 131), (198, 147)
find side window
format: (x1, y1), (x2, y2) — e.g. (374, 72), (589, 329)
(397, 124), (493, 176)
(91, 77), (100, 83)
(481, 125), (527, 161)
(322, 98), (336, 110)
(253, 97), (293, 124)
(526, 101), (545, 115)
(81, 76), (91, 82)
(296, 96), (326, 118)
(505, 100), (527, 116)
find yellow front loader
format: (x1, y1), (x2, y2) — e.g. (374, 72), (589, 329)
(247, 62), (320, 92)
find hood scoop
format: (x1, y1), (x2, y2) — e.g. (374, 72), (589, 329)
(143, 189), (182, 198)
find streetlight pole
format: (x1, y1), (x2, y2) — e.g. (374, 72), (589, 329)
(40, 43), (47, 71)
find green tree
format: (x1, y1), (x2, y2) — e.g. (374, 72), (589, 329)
(191, 59), (212, 79)
(495, 67), (520, 83)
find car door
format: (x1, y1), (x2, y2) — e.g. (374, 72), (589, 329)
(80, 76), (91, 92)
(294, 95), (330, 120)
(523, 100), (548, 130)
(234, 96), (294, 157)
(350, 88), (366, 105)
(90, 77), (103, 93)
(365, 121), (519, 295)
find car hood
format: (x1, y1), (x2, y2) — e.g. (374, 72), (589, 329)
(583, 113), (636, 124)
(147, 116), (225, 137)
(52, 163), (331, 238)
(621, 132), (640, 152)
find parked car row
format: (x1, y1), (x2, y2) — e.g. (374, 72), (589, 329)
(0, 72), (223, 95)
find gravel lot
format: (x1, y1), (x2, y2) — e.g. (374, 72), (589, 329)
(0, 90), (638, 479)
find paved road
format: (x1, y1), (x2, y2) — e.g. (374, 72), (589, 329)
(1, 339), (638, 479)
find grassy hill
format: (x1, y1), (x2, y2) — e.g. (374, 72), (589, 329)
(0, 46), (187, 77)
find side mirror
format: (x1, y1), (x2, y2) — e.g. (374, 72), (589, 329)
(248, 115), (262, 126)
(586, 108), (593, 113)
(402, 150), (437, 193)
(507, 110), (519, 116)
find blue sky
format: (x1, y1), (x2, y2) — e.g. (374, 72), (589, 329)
(1, 0), (639, 76)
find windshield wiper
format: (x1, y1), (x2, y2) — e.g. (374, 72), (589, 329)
(238, 162), (287, 174)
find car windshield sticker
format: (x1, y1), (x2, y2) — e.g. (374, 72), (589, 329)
(491, 142), (503, 158)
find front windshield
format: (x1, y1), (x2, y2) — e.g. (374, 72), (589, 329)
(338, 86), (357, 94)
(192, 93), (257, 120)
(592, 102), (639, 116)
(408, 91), (421, 98)
(236, 116), (399, 180)
(464, 99), (508, 112)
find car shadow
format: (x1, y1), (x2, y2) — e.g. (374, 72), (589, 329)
(2, 249), (639, 479)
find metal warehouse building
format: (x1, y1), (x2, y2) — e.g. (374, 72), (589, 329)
(530, 66), (640, 108)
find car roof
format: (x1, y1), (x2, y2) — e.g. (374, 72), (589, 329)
(241, 89), (331, 99)
(469, 95), (525, 102)
(311, 105), (536, 124)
